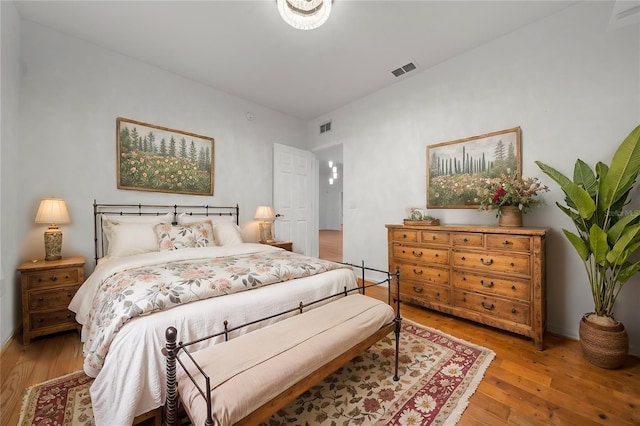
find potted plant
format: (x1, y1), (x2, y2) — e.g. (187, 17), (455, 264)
(477, 171), (549, 226)
(535, 124), (640, 369)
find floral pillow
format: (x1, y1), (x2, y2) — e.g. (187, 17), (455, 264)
(154, 222), (215, 250)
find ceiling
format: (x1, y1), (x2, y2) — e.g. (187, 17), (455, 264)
(14, 0), (588, 120)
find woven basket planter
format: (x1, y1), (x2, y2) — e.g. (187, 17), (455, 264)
(579, 313), (628, 369)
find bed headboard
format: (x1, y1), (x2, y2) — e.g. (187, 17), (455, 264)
(93, 200), (239, 265)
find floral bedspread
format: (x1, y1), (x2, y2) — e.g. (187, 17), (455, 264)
(83, 250), (347, 373)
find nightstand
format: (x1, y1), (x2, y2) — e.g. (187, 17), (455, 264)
(261, 241), (293, 252)
(19, 255), (85, 345)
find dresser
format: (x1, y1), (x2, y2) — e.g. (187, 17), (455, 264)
(19, 256), (85, 345)
(386, 224), (547, 349)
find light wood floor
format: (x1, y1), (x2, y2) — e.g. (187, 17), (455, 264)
(319, 228), (343, 262)
(1, 230), (638, 425)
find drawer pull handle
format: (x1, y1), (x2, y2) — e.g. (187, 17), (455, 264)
(503, 240), (512, 245)
(413, 269), (423, 275)
(436, 292), (440, 297)
(66, 313), (72, 318)
(480, 258), (493, 266)
(461, 256), (466, 261)
(412, 251), (423, 258)
(403, 234), (407, 239)
(67, 291), (73, 297)
(38, 296), (44, 301)
(49, 276), (57, 282)
(413, 286), (423, 293)
(480, 280), (494, 288)
(432, 236), (436, 240)
(37, 317), (44, 323)
(481, 302), (495, 311)
(463, 238), (468, 242)
(511, 285), (516, 290)
(511, 308), (517, 314)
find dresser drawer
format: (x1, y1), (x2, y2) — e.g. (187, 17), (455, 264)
(452, 233), (483, 247)
(402, 281), (450, 304)
(452, 251), (530, 275)
(420, 231), (450, 245)
(29, 309), (75, 330)
(391, 229), (418, 242)
(452, 270), (530, 301)
(24, 267), (81, 289)
(453, 290), (530, 324)
(28, 286), (78, 310)
(393, 244), (449, 265)
(486, 234), (531, 252)
(397, 263), (449, 286)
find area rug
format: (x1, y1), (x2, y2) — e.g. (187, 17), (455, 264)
(18, 320), (494, 426)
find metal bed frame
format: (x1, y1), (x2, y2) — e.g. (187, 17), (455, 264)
(92, 200), (239, 265)
(164, 263), (402, 426)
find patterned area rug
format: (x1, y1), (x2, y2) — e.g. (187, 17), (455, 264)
(18, 320), (494, 426)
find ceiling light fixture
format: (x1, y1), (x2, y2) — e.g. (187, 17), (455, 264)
(277, 0), (332, 31)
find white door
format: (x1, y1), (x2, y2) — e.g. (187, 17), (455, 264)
(273, 143), (317, 256)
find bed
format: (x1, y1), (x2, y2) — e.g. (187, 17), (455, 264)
(68, 201), (359, 426)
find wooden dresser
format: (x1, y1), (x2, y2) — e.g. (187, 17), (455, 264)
(19, 256), (85, 345)
(386, 224), (547, 349)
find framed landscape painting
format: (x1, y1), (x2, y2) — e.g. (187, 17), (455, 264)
(117, 117), (214, 196)
(427, 127), (521, 209)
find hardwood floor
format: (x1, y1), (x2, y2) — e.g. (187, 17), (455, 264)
(1, 230), (638, 425)
(319, 228), (342, 262)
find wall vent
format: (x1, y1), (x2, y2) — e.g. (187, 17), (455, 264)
(320, 121), (332, 134)
(391, 61), (418, 78)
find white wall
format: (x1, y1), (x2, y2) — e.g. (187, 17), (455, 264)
(1, 1), (22, 348)
(310, 2), (640, 355)
(0, 19), (307, 346)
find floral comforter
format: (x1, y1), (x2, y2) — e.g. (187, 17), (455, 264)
(82, 249), (347, 374)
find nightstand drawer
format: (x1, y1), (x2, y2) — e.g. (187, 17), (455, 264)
(28, 286), (78, 310)
(30, 309), (75, 330)
(24, 267), (81, 289)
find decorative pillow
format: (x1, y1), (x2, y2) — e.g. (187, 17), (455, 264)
(107, 222), (161, 259)
(177, 213), (235, 225)
(101, 213), (173, 257)
(154, 222), (215, 251)
(212, 221), (243, 246)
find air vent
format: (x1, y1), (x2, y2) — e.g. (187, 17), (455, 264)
(320, 121), (332, 134)
(391, 62), (418, 78)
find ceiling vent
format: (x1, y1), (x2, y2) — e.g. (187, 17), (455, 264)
(391, 62), (418, 78)
(320, 121), (332, 134)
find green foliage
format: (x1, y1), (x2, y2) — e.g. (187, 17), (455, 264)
(535, 124), (640, 318)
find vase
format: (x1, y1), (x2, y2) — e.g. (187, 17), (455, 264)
(498, 206), (522, 227)
(579, 313), (628, 369)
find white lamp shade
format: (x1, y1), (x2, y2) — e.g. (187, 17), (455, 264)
(35, 198), (71, 225)
(254, 206), (275, 221)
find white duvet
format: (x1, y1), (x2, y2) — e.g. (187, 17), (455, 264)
(69, 243), (358, 426)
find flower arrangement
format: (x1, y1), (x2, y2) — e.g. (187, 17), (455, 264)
(478, 171), (549, 213)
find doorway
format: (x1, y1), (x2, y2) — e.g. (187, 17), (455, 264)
(315, 144), (343, 262)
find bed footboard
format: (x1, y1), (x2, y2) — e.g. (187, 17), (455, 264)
(164, 264), (401, 426)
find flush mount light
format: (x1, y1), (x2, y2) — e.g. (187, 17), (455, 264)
(277, 0), (332, 31)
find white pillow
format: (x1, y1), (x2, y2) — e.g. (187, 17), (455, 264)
(177, 213), (235, 225)
(107, 222), (160, 258)
(101, 213), (173, 257)
(213, 222), (243, 246)
(154, 222), (215, 250)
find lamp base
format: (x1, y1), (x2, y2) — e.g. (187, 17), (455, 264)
(44, 228), (63, 261)
(259, 222), (274, 243)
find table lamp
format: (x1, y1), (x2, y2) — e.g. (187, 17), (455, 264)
(35, 198), (71, 261)
(254, 206), (275, 243)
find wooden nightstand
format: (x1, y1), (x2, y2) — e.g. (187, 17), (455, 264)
(261, 241), (293, 252)
(19, 255), (85, 345)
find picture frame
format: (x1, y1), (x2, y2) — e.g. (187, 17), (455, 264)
(427, 127), (521, 209)
(117, 117), (214, 196)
